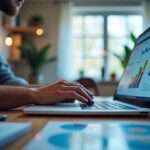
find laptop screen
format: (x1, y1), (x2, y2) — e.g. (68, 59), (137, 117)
(116, 27), (150, 102)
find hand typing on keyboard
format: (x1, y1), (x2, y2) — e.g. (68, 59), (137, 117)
(80, 101), (94, 109)
(87, 100), (94, 106)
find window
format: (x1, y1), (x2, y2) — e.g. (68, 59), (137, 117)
(72, 13), (143, 81)
(108, 15), (143, 79)
(72, 16), (104, 80)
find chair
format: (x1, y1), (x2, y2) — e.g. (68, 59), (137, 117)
(76, 77), (99, 96)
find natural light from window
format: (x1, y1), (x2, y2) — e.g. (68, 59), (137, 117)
(72, 14), (143, 81)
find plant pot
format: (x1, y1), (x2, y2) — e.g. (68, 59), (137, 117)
(28, 72), (43, 84)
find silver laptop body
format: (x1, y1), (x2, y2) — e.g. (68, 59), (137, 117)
(24, 28), (150, 116)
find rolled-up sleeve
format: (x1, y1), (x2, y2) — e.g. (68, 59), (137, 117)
(0, 56), (28, 86)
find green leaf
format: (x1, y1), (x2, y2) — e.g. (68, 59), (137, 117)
(36, 44), (51, 69)
(130, 33), (137, 44)
(45, 56), (57, 64)
(110, 32), (137, 69)
(121, 45), (132, 68)
(21, 41), (56, 74)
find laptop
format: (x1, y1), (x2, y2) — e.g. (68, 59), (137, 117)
(24, 27), (150, 116)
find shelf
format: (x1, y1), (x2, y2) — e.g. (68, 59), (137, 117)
(3, 24), (44, 37)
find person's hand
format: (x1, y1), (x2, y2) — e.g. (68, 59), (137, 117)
(31, 80), (94, 105)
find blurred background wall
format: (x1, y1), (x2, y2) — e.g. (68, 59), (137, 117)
(1, 0), (150, 95)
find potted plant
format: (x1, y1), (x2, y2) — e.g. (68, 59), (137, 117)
(111, 33), (137, 69)
(21, 40), (56, 84)
(28, 15), (44, 27)
(110, 72), (117, 82)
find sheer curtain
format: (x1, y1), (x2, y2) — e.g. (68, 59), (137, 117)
(0, 13), (9, 59)
(57, 2), (76, 81)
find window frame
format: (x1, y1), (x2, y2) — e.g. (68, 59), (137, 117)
(72, 7), (143, 81)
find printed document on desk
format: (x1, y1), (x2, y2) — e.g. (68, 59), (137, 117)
(23, 121), (150, 150)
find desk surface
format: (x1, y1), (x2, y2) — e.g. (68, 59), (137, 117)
(0, 110), (150, 150)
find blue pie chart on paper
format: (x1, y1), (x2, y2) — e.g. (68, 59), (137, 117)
(48, 124), (87, 149)
(61, 123), (87, 131)
(127, 139), (150, 150)
(121, 124), (150, 150)
(48, 133), (72, 149)
(48, 131), (110, 150)
(121, 124), (150, 136)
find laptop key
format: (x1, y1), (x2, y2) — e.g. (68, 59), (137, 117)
(95, 101), (137, 110)
(80, 103), (97, 110)
(80, 101), (137, 110)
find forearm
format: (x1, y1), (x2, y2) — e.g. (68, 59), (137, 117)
(0, 86), (35, 110)
(0, 80), (94, 110)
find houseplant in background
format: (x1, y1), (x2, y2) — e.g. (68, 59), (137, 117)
(28, 15), (44, 27)
(21, 40), (57, 84)
(111, 33), (137, 70)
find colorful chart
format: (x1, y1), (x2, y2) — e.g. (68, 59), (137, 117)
(23, 122), (150, 150)
(129, 60), (149, 88)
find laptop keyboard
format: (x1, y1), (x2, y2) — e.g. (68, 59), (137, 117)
(80, 101), (137, 110)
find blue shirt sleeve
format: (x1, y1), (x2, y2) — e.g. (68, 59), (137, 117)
(0, 56), (28, 86)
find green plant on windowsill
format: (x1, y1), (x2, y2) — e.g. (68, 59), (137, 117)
(21, 40), (57, 84)
(111, 33), (137, 69)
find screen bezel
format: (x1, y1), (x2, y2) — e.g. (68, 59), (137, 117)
(114, 27), (150, 108)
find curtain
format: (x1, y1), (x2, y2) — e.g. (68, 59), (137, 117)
(0, 13), (9, 59)
(57, 2), (76, 81)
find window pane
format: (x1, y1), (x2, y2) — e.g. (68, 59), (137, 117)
(72, 37), (83, 58)
(108, 37), (127, 55)
(72, 16), (83, 36)
(73, 58), (83, 74)
(84, 16), (103, 36)
(84, 38), (103, 57)
(128, 15), (143, 36)
(84, 58), (102, 79)
(108, 16), (128, 37)
(108, 54), (123, 78)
